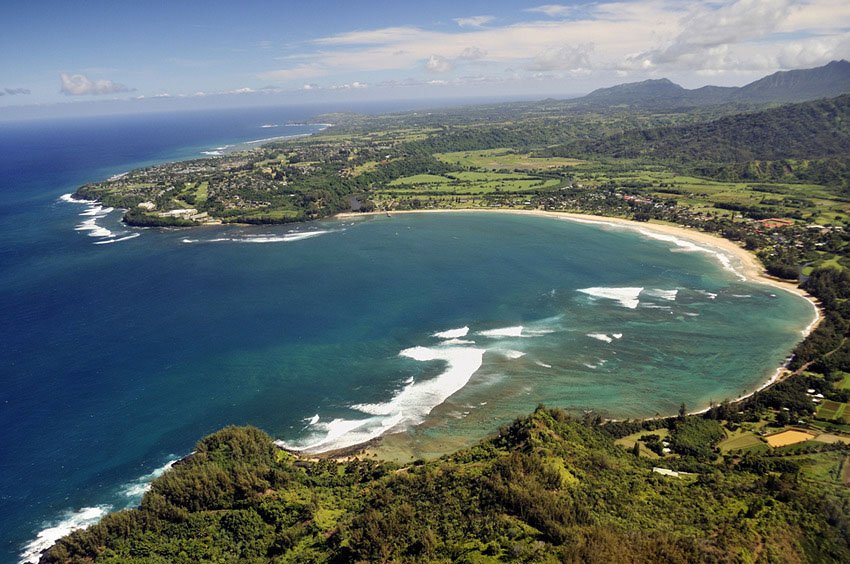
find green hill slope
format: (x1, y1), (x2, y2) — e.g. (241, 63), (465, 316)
(573, 94), (850, 163)
(42, 408), (850, 563)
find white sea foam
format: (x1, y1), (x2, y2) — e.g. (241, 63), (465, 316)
(59, 193), (95, 204)
(120, 459), (178, 500)
(280, 412), (405, 454)
(182, 231), (331, 244)
(285, 345), (485, 453)
(535, 361), (552, 368)
(244, 133), (311, 145)
(305, 414), (320, 426)
(441, 338), (476, 345)
(587, 333), (613, 343)
(696, 290), (718, 299)
(79, 205), (113, 216)
(523, 327), (557, 336)
(20, 506), (112, 564)
(478, 326), (524, 338)
(75, 218), (115, 238)
(563, 217), (619, 229)
(500, 350), (526, 359)
(612, 333), (623, 339)
(731, 294), (752, 298)
(643, 288), (678, 301)
(260, 124), (279, 128)
(93, 233), (140, 245)
(578, 287), (643, 309)
(235, 231), (329, 243)
(635, 228), (745, 280)
(433, 326), (469, 339)
(201, 150), (223, 156)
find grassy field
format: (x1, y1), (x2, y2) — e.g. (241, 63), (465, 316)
(388, 173), (452, 186)
(817, 399), (848, 422)
(614, 428), (669, 459)
(382, 171), (561, 195)
(717, 430), (768, 453)
(567, 164), (850, 225)
(195, 181), (208, 206)
(435, 148), (584, 171)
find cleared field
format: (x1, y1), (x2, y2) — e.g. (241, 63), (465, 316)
(614, 429), (669, 459)
(796, 452), (845, 482)
(381, 172), (560, 195)
(718, 432), (766, 453)
(765, 429), (816, 447)
(843, 456), (850, 485)
(817, 400), (847, 421)
(195, 181), (209, 206)
(350, 160), (381, 176)
(435, 148), (584, 171)
(813, 433), (850, 445)
(569, 165), (850, 225)
(388, 174), (452, 186)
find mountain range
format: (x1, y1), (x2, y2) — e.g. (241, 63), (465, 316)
(575, 60), (850, 109)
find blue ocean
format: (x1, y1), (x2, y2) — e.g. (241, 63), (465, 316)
(0, 105), (815, 563)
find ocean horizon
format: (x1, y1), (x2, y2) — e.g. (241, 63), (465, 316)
(0, 106), (815, 563)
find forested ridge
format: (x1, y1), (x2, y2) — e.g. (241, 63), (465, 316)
(563, 95), (850, 164)
(41, 408), (850, 563)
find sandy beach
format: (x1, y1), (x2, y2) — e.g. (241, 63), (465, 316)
(335, 207), (824, 425)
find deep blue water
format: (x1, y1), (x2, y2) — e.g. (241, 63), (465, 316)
(0, 107), (815, 563)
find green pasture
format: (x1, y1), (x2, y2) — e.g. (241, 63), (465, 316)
(435, 148), (584, 171)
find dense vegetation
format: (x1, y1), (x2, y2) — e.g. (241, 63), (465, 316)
(42, 409), (850, 563)
(563, 95), (850, 166)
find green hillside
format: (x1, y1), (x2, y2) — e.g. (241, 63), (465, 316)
(43, 407), (850, 563)
(571, 94), (850, 163)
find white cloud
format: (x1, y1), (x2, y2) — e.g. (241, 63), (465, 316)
(628, 0), (796, 70)
(454, 15), (494, 28)
(329, 81), (368, 90)
(314, 26), (424, 46)
(258, 64), (327, 81)
(59, 73), (131, 96)
(256, 0), (850, 87)
(530, 43), (594, 71)
(425, 54), (453, 73)
(458, 46), (487, 60)
(526, 4), (573, 18)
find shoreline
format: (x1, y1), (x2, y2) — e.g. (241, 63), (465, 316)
(332, 207), (824, 435)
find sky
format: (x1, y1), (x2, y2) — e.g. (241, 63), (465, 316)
(2, 0), (849, 116)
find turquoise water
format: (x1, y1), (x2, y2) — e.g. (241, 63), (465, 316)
(1, 113), (814, 563)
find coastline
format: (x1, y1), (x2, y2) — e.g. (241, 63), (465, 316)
(334, 207), (824, 429)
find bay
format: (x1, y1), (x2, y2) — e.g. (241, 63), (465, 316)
(0, 108), (814, 563)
